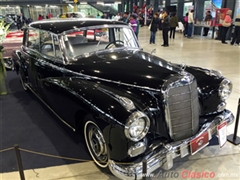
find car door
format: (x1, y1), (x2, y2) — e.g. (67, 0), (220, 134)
(22, 29), (64, 91)
(37, 33), (79, 128)
(36, 31), (64, 81)
(21, 29), (41, 89)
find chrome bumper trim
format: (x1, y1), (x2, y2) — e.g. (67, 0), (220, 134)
(109, 109), (234, 180)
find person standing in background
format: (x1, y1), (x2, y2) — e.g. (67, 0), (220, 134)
(135, 15), (140, 39)
(96, 13), (101, 18)
(221, 10), (232, 44)
(149, 13), (160, 44)
(114, 13), (121, 21)
(17, 13), (26, 30)
(187, 10), (194, 38)
(109, 12), (113, 19)
(38, 14), (43, 20)
(170, 12), (178, 39)
(119, 12), (130, 23)
(161, 11), (170, 47)
(183, 13), (189, 36)
(48, 12), (53, 19)
(129, 15), (138, 36)
(203, 11), (213, 36)
(230, 13), (240, 45)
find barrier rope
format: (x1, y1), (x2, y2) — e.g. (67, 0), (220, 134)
(19, 148), (90, 162)
(15, 122), (229, 166)
(19, 148), (135, 165)
(0, 121), (235, 166)
(0, 147), (14, 153)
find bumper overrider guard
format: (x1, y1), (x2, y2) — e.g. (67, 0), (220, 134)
(109, 109), (234, 180)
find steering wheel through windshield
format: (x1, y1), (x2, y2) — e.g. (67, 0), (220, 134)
(105, 40), (124, 49)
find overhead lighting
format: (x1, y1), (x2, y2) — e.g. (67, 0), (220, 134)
(80, 2), (87, 4)
(97, 2), (104, 5)
(68, 4), (73, 8)
(50, 5), (58, 8)
(115, 1), (121, 4)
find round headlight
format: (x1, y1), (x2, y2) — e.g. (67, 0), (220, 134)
(219, 79), (232, 100)
(124, 111), (150, 142)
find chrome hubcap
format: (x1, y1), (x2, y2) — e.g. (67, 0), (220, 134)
(88, 125), (108, 163)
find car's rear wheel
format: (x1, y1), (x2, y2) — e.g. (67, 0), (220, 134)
(84, 117), (109, 168)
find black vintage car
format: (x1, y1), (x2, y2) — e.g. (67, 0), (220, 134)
(13, 19), (234, 179)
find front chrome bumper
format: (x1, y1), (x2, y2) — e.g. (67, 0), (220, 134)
(109, 109), (234, 180)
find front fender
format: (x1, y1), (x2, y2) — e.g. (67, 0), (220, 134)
(185, 66), (224, 115)
(43, 77), (166, 161)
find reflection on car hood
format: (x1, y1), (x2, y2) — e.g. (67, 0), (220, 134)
(67, 49), (182, 90)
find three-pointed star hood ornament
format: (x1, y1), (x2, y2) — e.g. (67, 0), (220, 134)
(180, 62), (187, 75)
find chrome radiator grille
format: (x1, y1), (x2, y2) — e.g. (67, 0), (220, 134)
(166, 79), (199, 141)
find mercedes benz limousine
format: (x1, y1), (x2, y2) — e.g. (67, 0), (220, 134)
(12, 18), (234, 179)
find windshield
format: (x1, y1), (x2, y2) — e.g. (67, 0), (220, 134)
(62, 25), (139, 60)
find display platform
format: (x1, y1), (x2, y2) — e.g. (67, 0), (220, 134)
(0, 71), (219, 173)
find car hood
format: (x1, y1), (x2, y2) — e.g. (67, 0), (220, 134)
(66, 49), (182, 90)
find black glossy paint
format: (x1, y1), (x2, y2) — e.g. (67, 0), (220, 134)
(13, 20), (227, 163)
(185, 66), (223, 115)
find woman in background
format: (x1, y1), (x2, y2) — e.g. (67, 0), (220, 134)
(221, 10), (232, 44)
(183, 13), (188, 37)
(129, 14), (138, 36)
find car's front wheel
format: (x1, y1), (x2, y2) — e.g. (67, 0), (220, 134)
(84, 118), (109, 168)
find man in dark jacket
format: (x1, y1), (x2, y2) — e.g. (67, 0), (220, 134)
(161, 11), (170, 47)
(203, 11), (212, 36)
(149, 13), (160, 44)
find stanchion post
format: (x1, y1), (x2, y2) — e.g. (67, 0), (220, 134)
(14, 144), (25, 180)
(227, 98), (240, 145)
(142, 159), (147, 180)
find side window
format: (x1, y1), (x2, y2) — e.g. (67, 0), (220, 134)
(40, 31), (54, 57)
(27, 29), (40, 51)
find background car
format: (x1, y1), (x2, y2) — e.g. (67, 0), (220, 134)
(13, 19), (234, 180)
(1, 16), (20, 69)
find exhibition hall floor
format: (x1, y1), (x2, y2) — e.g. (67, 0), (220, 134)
(1, 27), (240, 180)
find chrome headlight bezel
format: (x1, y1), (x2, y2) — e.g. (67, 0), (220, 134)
(219, 79), (232, 100)
(124, 111), (150, 142)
